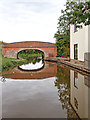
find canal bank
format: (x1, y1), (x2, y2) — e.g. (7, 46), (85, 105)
(1, 57), (28, 74)
(45, 57), (90, 74)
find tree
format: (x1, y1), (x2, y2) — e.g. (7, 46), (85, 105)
(54, 0), (90, 57)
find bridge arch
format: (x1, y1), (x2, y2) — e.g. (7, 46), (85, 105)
(2, 41), (57, 58)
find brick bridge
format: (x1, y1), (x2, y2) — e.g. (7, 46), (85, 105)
(2, 41), (57, 58)
(2, 62), (57, 79)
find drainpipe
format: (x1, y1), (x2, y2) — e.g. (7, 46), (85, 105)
(69, 24), (71, 61)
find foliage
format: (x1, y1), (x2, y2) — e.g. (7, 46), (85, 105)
(2, 57), (28, 73)
(54, 0), (90, 57)
(54, 32), (69, 57)
(18, 49), (44, 59)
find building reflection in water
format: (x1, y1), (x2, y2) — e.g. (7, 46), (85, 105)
(55, 64), (89, 119)
(70, 70), (89, 119)
(0, 77), (2, 120)
(54, 65), (79, 119)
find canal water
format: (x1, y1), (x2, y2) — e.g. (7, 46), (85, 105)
(0, 57), (90, 119)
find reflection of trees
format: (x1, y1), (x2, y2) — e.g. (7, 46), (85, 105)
(55, 65), (79, 119)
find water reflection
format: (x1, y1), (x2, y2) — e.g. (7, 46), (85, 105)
(1, 59), (90, 119)
(55, 65), (79, 119)
(0, 77), (2, 120)
(55, 65), (89, 119)
(70, 70), (89, 119)
(2, 61), (57, 79)
(19, 59), (44, 71)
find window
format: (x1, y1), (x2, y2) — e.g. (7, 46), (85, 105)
(74, 44), (78, 60)
(74, 97), (78, 109)
(74, 72), (78, 89)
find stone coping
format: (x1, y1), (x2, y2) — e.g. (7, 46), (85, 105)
(45, 57), (90, 74)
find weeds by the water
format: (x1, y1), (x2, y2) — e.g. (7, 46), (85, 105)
(2, 57), (28, 73)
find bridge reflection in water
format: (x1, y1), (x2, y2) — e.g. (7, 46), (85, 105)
(2, 61), (57, 79)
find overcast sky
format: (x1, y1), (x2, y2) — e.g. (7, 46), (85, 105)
(0, 0), (66, 43)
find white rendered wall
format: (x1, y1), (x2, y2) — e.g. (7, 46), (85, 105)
(70, 24), (90, 61)
(88, 25), (90, 52)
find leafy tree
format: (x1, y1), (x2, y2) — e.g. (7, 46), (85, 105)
(54, 0), (90, 57)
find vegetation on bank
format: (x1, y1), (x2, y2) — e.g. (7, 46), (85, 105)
(54, 0), (90, 57)
(2, 57), (27, 73)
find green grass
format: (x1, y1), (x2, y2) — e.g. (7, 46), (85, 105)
(2, 57), (28, 73)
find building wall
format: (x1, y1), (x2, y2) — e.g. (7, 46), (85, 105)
(88, 25), (90, 52)
(70, 24), (90, 61)
(0, 80), (2, 119)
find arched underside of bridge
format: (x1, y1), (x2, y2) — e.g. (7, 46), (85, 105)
(2, 41), (57, 58)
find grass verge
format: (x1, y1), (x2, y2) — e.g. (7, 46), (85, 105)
(2, 57), (28, 73)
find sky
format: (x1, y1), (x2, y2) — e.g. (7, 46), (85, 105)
(0, 0), (66, 43)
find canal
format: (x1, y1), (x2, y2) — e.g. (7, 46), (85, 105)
(0, 56), (90, 119)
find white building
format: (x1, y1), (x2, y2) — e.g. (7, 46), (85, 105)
(70, 24), (90, 68)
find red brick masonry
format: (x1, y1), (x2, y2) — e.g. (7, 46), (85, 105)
(2, 41), (57, 58)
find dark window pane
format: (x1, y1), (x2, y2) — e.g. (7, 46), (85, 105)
(74, 72), (78, 89)
(74, 44), (78, 60)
